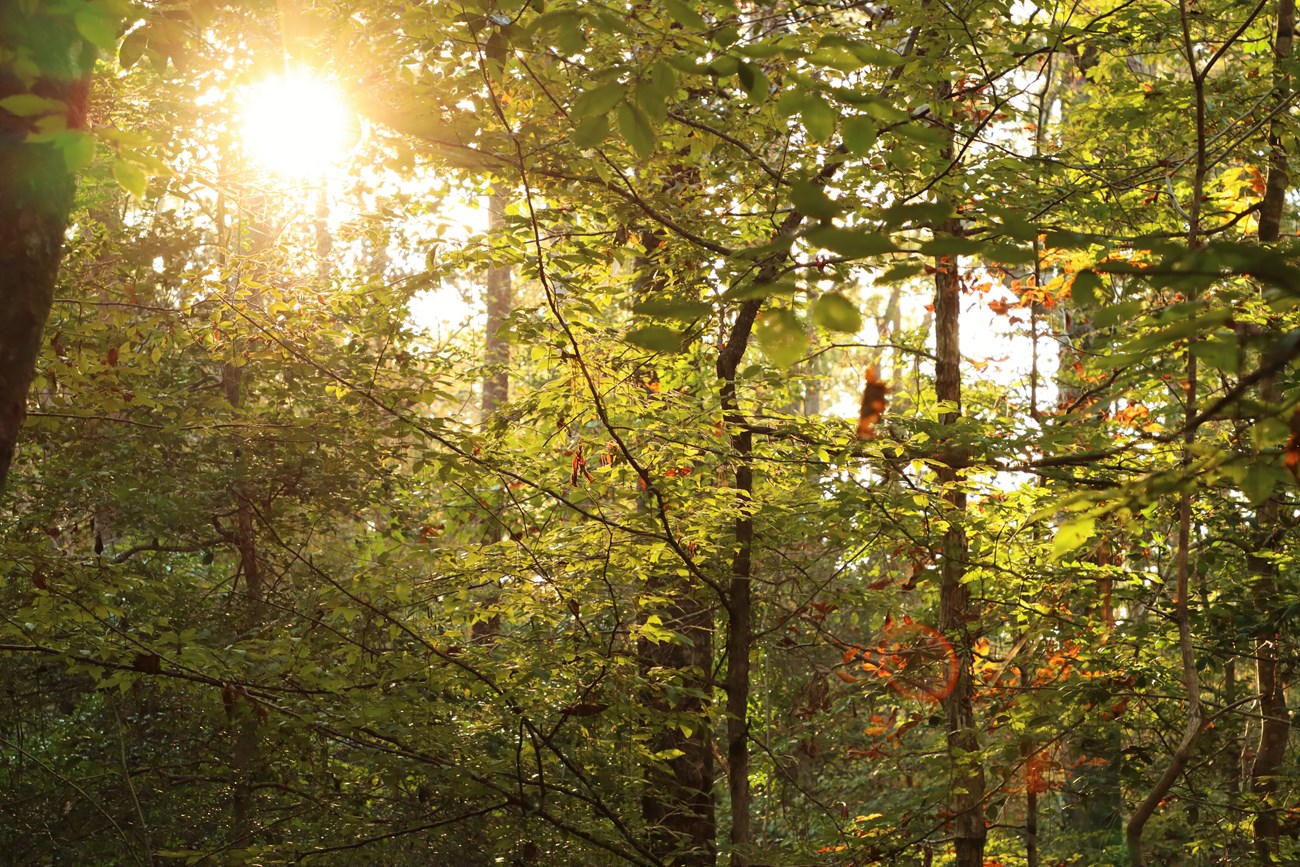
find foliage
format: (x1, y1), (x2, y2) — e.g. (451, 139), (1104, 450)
(4, 0), (1300, 864)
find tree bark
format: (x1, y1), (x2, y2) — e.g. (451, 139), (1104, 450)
(482, 190), (511, 418)
(0, 8), (95, 493)
(1125, 352), (1204, 867)
(1258, 0), (1295, 242)
(1252, 14), (1293, 832)
(933, 220), (987, 867)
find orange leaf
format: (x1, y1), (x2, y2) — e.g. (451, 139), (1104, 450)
(856, 367), (890, 440)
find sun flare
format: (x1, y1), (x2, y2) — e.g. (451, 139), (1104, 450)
(239, 73), (354, 177)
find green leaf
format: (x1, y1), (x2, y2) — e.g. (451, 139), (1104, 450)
(891, 123), (950, 146)
(59, 131), (96, 172)
(632, 298), (711, 320)
(572, 83), (625, 119)
(1092, 300), (1143, 329)
(737, 62), (769, 104)
(75, 8), (119, 50)
(800, 95), (837, 142)
(1051, 516), (1095, 560)
(805, 225), (896, 257)
(879, 262), (925, 283)
(722, 280), (798, 301)
(617, 101), (656, 158)
(0, 94), (65, 117)
(112, 160), (147, 199)
(626, 325), (684, 352)
(842, 116), (877, 155)
(756, 308), (809, 367)
(119, 26), (149, 69)
(1190, 333), (1240, 373)
(1071, 270), (1105, 307)
(634, 80), (667, 123)
(811, 293), (862, 333)
(1242, 461), (1284, 506)
(918, 235), (983, 257)
(877, 201), (955, 228)
(789, 180), (840, 220)
(664, 0), (708, 30)
(775, 89), (803, 118)
(573, 114), (610, 148)
(808, 46), (865, 72)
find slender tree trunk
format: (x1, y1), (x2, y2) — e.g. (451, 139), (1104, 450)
(1258, 0), (1295, 241)
(1125, 355), (1204, 867)
(723, 375), (753, 866)
(1251, 4), (1292, 832)
(933, 217), (986, 867)
(0, 9), (95, 493)
(1127, 13), (1212, 862)
(482, 190), (511, 418)
(472, 190), (512, 641)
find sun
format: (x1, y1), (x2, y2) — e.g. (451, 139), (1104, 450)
(239, 72), (355, 178)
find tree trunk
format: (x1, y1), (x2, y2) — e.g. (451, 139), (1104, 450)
(1249, 0), (1295, 839)
(482, 190), (511, 418)
(639, 589), (716, 866)
(933, 221), (987, 867)
(1258, 0), (1295, 242)
(0, 8), (95, 493)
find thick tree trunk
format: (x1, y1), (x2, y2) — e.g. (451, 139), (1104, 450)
(0, 9), (94, 493)
(632, 229), (716, 865)
(639, 590), (716, 866)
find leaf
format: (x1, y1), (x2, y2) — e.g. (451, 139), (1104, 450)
(625, 325), (684, 352)
(722, 279), (798, 301)
(617, 100), (656, 158)
(755, 308), (808, 367)
(0, 94), (65, 117)
(737, 62), (769, 104)
(918, 235), (983, 257)
(800, 94), (837, 142)
(808, 46), (865, 72)
(632, 298), (711, 319)
(1051, 516), (1095, 560)
(855, 366), (890, 439)
(634, 80), (667, 124)
(842, 115), (877, 155)
(560, 702), (609, 717)
(1190, 333), (1239, 373)
(113, 160), (147, 199)
(1071, 270), (1105, 307)
(572, 82), (625, 119)
(119, 26), (149, 69)
(891, 123), (950, 147)
(789, 180), (840, 220)
(75, 8), (119, 50)
(812, 293), (863, 333)
(59, 131), (96, 172)
(663, 0), (708, 30)
(573, 114), (610, 148)
(878, 262), (925, 283)
(877, 201), (956, 228)
(805, 225), (896, 257)
(1242, 461), (1283, 506)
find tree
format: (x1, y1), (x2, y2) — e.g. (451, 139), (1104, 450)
(7, 0), (1300, 863)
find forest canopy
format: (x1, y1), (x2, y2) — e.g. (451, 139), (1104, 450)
(4, 0), (1300, 865)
